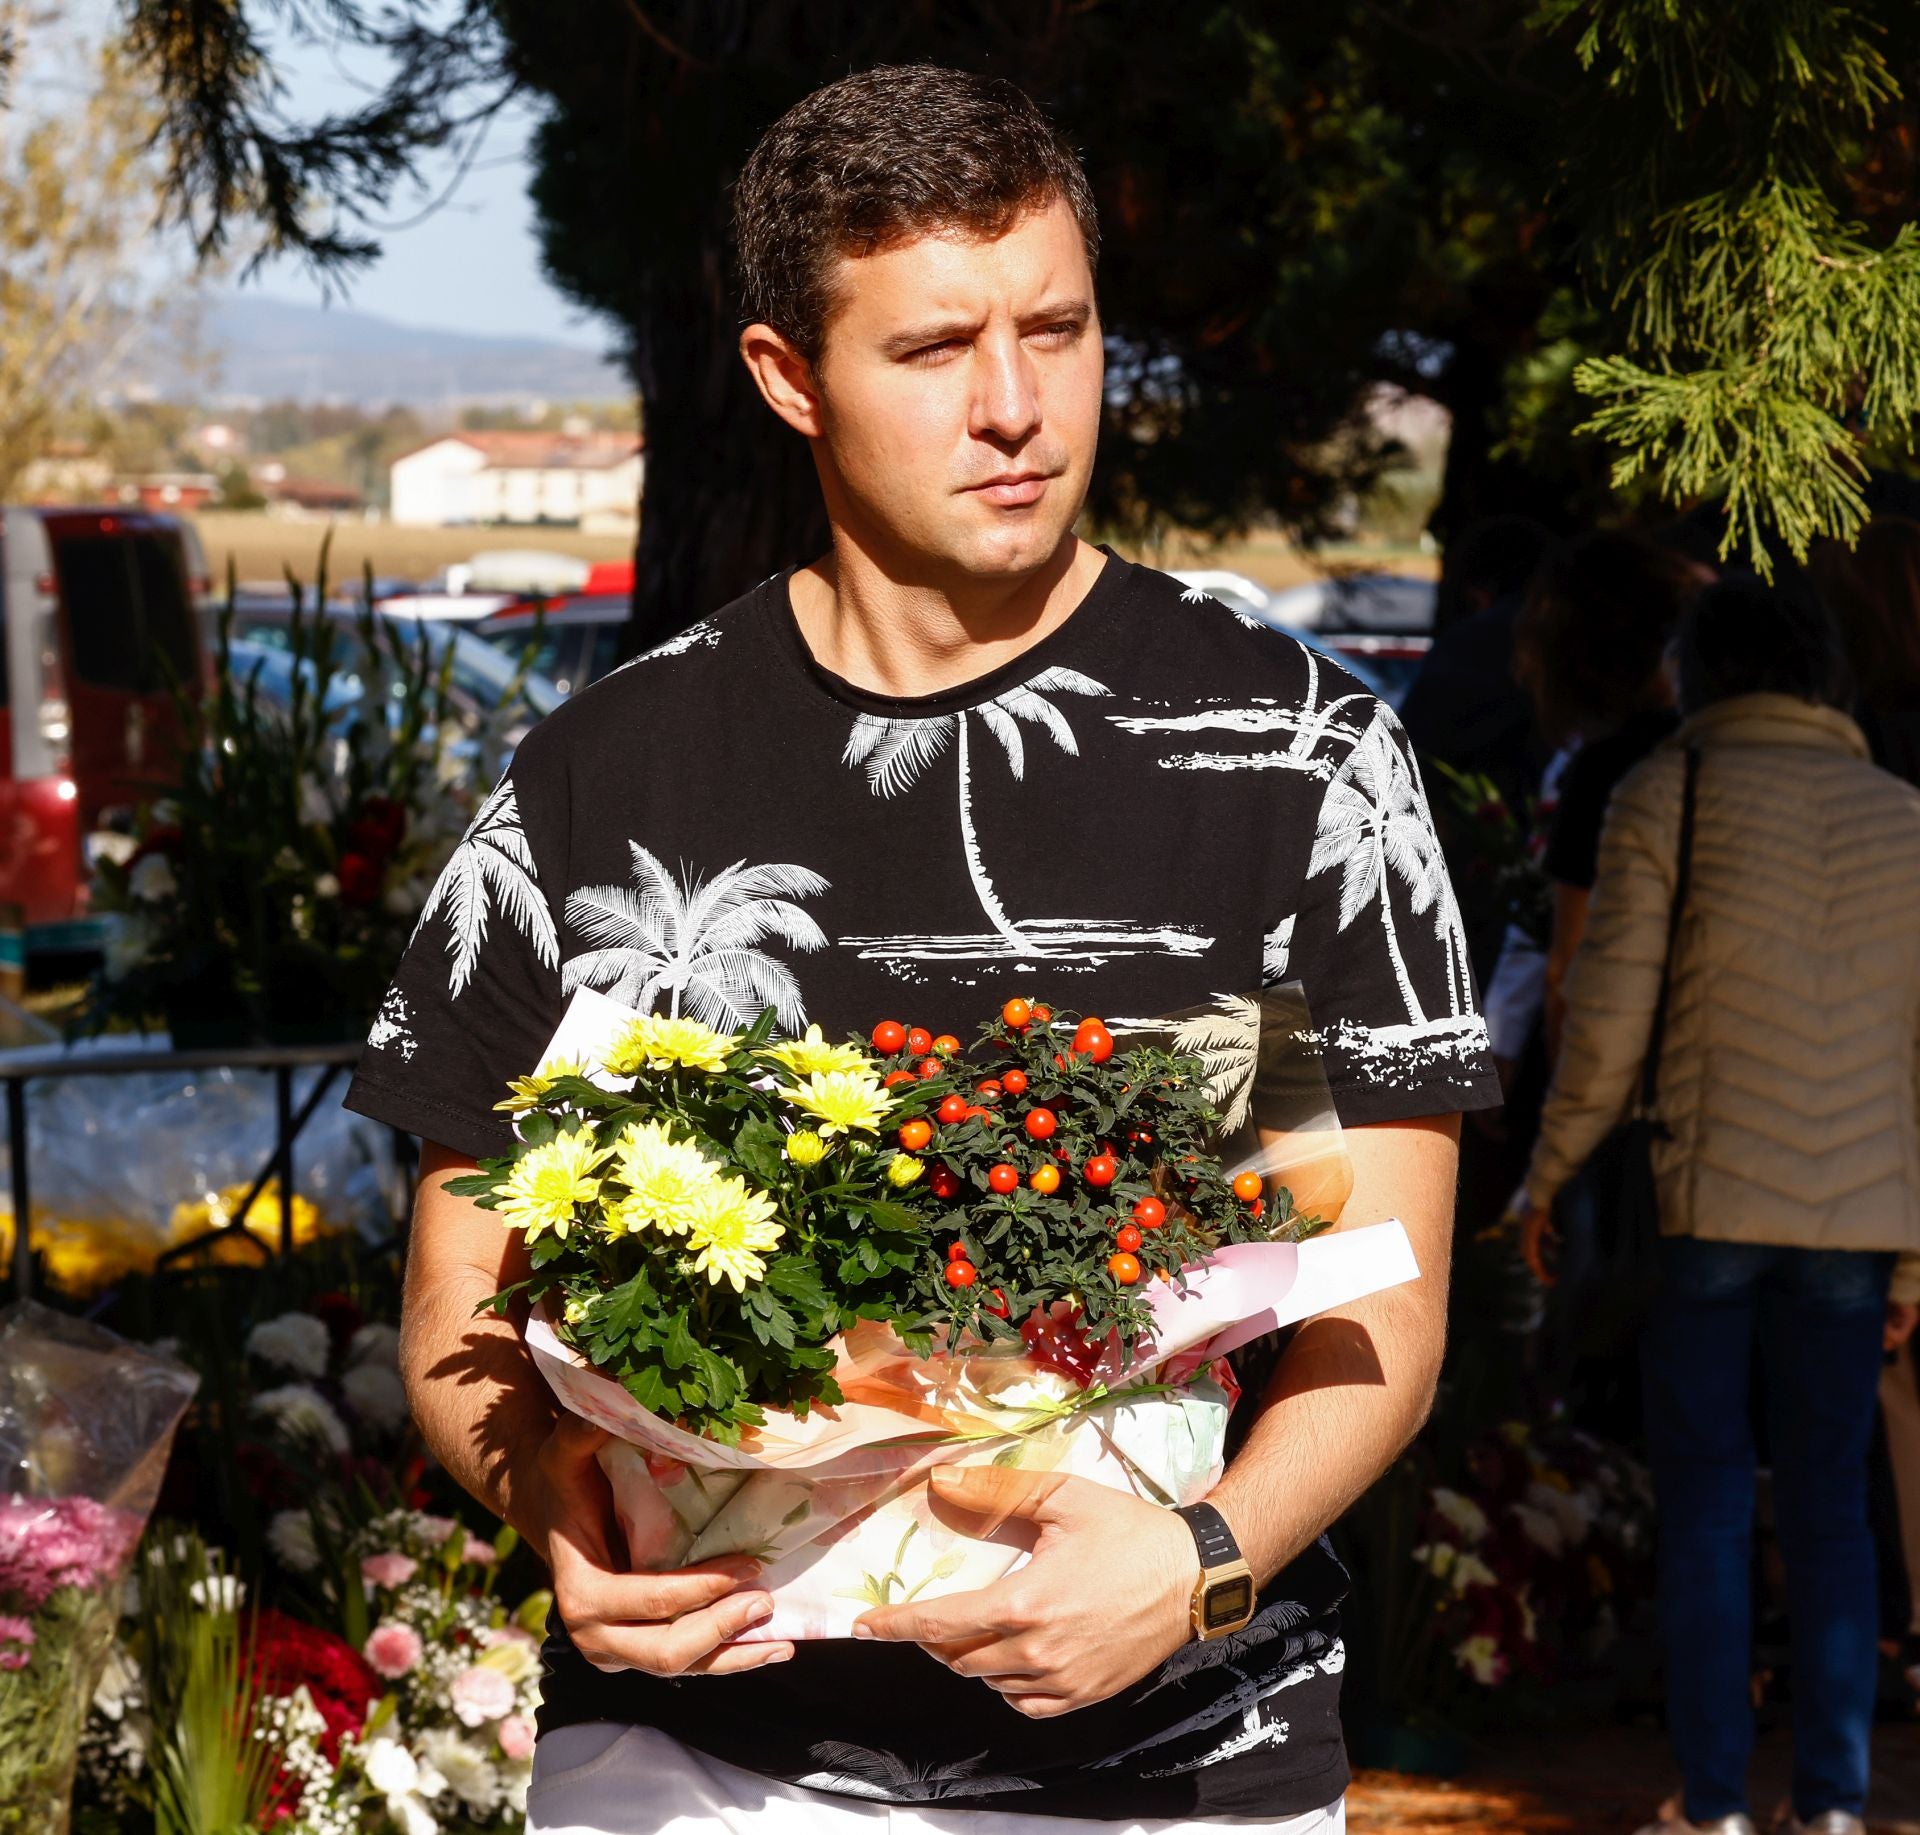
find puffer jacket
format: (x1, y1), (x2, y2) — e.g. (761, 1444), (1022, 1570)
(1525, 694), (1920, 1293)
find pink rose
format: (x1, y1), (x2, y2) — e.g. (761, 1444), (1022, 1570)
(363, 1620), (425, 1679)
(359, 1552), (419, 1590)
(462, 1536), (497, 1567)
(449, 1663), (516, 1727)
(497, 1713), (537, 1761)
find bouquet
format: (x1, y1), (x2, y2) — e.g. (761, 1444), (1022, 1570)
(0, 1303), (198, 1835)
(464, 989), (1416, 1637)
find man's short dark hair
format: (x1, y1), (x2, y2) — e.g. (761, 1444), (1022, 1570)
(1677, 573), (1855, 714)
(733, 64), (1099, 363)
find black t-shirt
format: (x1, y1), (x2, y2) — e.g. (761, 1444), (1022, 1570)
(346, 551), (1500, 1819)
(1542, 707), (1681, 890)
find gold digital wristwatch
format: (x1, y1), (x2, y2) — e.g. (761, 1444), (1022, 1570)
(1175, 1501), (1257, 1640)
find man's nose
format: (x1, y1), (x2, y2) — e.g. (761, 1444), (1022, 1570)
(969, 335), (1041, 445)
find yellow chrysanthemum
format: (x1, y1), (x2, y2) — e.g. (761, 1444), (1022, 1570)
(759, 1023), (871, 1079)
(497, 1132), (605, 1241)
(606, 1119), (725, 1237)
(605, 1015), (739, 1077)
(782, 1069), (892, 1137)
(492, 1057), (590, 1114)
(887, 1153), (925, 1187)
(684, 1176), (785, 1291)
(785, 1129), (828, 1166)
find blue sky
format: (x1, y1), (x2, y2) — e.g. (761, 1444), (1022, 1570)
(243, 26), (603, 347)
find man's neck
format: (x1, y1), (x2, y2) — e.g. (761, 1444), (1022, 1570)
(787, 533), (1109, 700)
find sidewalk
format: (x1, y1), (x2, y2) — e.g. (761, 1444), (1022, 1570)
(1348, 1723), (1920, 1834)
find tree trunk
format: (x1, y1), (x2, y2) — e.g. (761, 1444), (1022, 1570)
(621, 261), (830, 657)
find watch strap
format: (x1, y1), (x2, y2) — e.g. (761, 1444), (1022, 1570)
(1175, 1501), (1244, 1571)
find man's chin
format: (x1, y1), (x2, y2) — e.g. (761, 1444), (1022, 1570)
(940, 515), (1079, 583)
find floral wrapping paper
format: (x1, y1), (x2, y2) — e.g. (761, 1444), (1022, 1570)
(527, 1224), (1419, 1640)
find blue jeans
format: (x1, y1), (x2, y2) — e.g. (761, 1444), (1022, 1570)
(1641, 1237), (1894, 1823)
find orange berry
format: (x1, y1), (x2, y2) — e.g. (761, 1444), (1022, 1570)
(1029, 1164), (1062, 1194)
(1002, 998), (1032, 1030)
(1108, 1252), (1142, 1285)
(899, 1118), (933, 1151)
(1232, 1171), (1264, 1202)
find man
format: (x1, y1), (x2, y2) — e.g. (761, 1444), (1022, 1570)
(346, 64), (1500, 1835)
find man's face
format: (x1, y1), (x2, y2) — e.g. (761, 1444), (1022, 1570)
(808, 195), (1103, 583)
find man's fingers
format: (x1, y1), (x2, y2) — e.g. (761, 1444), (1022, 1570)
(925, 1465), (1076, 1533)
(585, 1588), (775, 1674)
(556, 1551), (764, 1627)
(1003, 1692), (1077, 1719)
(857, 1580), (1026, 1646)
(541, 1414), (612, 1480)
(684, 1638), (796, 1676)
(934, 1637), (1041, 1680)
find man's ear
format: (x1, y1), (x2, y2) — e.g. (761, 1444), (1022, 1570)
(739, 322), (824, 439)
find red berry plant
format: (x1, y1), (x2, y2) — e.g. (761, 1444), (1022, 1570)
(870, 998), (1330, 1378)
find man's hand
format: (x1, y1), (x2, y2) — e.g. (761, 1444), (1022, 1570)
(1887, 1301), (1920, 1354)
(853, 1466), (1197, 1718)
(537, 1416), (794, 1677)
(1519, 1199), (1557, 1287)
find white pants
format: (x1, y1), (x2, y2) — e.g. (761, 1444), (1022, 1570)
(527, 1724), (1345, 1835)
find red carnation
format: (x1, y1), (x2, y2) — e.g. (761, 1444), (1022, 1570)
(337, 852), (383, 906)
(246, 1608), (380, 1764)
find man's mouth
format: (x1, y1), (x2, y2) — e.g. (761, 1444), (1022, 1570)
(967, 472), (1052, 507)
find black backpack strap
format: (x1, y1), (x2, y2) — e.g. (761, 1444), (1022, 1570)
(1636, 745), (1701, 1120)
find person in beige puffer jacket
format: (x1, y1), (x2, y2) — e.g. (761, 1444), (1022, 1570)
(1520, 576), (1920, 1835)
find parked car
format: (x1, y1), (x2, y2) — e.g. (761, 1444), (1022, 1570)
(219, 598), (563, 763)
(471, 591), (630, 697)
(472, 579), (1399, 707)
(1166, 570), (1411, 705)
(0, 506), (209, 948)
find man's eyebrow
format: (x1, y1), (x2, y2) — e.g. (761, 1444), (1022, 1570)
(1020, 297), (1094, 328)
(878, 318), (982, 358)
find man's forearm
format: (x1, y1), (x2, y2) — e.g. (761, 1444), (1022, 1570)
(400, 1146), (561, 1557)
(1209, 1279), (1445, 1585)
(1209, 1116), (1457, 1585)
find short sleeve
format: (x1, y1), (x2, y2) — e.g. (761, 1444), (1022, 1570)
(1281, 700), (1503, 1126)
(343, 760), (567, 1158)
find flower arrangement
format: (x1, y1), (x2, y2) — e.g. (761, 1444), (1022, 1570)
(462, 997), (1324, 1445)
(1410, 1417), (1654, 1694)
(0, 1303), (197, 1835)
(0, 1496), (145, 1833)
(82, 549), (536, 1045)
(469, 986), (1408, 1640)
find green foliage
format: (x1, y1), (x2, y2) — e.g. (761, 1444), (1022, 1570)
(1539, 0), (1920, 569)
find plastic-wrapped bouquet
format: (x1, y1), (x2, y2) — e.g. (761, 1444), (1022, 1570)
(0, 1304), (197, 1835)
(467, 987), (1416, 1638)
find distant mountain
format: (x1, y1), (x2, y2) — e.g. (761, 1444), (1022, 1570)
(200, 296), (629, 406)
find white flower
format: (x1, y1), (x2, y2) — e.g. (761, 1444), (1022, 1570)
(361, 1737), (447, 1835)
(128, 853), (178, 902)
(246, 1312), (331, 1379)
(502, 1758), (531, 1814)
(92, 1643), (141, 1720)
(103, 913), (155, 980)
(87, 831), (138, 868)
(1431, 1487), (1490, 1544)
(347, 1323), (402, 1368)
(267, 1510), (321, 1574)
(1524, 1478), (1594, 1548)
(1510, 1502), (1564, 1558)
(188, 1575), (246, 1613)
(418, 1728), (502, 1814)
(250, 1384), (351, 1457)
(341, 1363), (409, 1433)
(1410, 1541), (1456, 1580)
(314, 872), (341, 900)
(1450, 1552), (1498, 1595)
(1453, 1632), (1507, 1686)
(298, 774), (334, 826)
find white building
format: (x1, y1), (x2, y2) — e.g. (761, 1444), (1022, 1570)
(389, 431), (644, 530)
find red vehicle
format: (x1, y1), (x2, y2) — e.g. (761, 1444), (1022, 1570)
(0, 507), (208, 951)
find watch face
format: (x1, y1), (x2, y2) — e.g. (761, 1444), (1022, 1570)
(1202, 1574), (1254, 1633)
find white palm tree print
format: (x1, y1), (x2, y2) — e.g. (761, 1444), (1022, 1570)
(414, 778), (559, 997)
(562, 842), (828, 1031)
(842, 667), (1110, 952)
(1307, 707), (1458, 1025)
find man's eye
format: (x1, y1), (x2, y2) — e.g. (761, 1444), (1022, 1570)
(907, 340), (965, 365)
(1032, 323), (1080, 344)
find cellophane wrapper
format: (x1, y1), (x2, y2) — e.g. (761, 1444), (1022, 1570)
(525, 986), (1417, 1641)
(0, 1304), (198, 1834)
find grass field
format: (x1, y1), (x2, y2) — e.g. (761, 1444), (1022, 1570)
(186, 510), (1438, 596)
